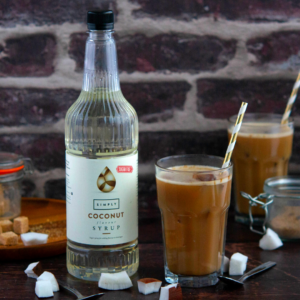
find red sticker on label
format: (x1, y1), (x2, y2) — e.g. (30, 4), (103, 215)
(116, 166), (133, 173)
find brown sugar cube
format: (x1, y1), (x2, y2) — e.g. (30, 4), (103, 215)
(0, 220), (13, 232)
(0, 231), (18, 246)
(13, 216), (29, 234)
(0, 185), (10, 214)
(0, 184), (4, 201)
(0, 202), (5, 216)
(3, 199), (10, 213)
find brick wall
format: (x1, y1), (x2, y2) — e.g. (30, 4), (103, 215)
(1, 0), (300, 199)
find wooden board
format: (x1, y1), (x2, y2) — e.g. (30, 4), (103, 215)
(0, 197), (66, 261)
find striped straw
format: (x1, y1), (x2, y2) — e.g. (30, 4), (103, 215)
(281, 71), (300, 124)
(222, 102), (248, 169)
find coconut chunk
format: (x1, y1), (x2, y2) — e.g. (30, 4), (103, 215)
(159, 283), (182, 300)
(229, 252), (248, 276)
(259, 228), (283, 250)
(21, 232), (48, 246)
(137, 278), (162, 295)
(98, 271), (133, 290)
(223, 256), (230, 273)
(24, 262), (44, 279)
(169, 284), (182, 300)
(37, 271), (59, 292)
(35, 280), (54, 298)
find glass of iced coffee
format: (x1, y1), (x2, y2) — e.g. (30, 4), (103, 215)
(228, 113), (294, 224)
(155, 154), (232, 287)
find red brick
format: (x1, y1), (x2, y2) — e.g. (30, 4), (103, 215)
(139, 131), (228, 164)
(44, 179), (65, 200)
(0, 83), (189, 125)
(0, 34), (56, 77)
(118, 34), (236, 73)
(22, 179), (36, 197)
(0, 134), (65, 171)
(247, 31), (300, 70)
(68, 33), (86, 72)
(0, 88), (79, 126)
(139, 129), (300, 176)
(122, 82), (191, 122)
(69, 33), (236, 73)
(130, 0), (300, 22)
(197, 79), (298, 119)
(0, 0), (117, 27)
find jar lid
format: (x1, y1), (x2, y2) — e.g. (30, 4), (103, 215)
(0, 152), (25, 175)
(264, 176), (300, 198)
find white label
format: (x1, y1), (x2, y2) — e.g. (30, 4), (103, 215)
(66, 152), (138, 246)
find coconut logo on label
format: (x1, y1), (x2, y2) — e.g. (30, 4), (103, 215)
(97, 167), (116, 193)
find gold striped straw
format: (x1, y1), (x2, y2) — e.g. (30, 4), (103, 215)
(281, 71), (300, 124)
(222, 102), (248, 169)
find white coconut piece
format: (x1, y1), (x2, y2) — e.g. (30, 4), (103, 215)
(259, 228), (283, 250)
(229, 252), (248, 276)
(24, 262), (44, 279)
(223, 256), (230, 273)
(37, 271), (59, 292)
(98, 271), (133, 290)
(21, 232), (48, 246)
(159, 283), (183, 300)
(35, 280), (54, 298)
(137, 278), (162, 295)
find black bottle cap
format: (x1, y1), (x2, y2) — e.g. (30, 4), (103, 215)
(87, 10), (114, 30)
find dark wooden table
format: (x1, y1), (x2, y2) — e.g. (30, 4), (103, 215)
(1, 192), (300, 299)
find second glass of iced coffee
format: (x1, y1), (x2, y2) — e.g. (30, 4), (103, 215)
(228, 113), (294, 224)
(155, 154), (232, 287)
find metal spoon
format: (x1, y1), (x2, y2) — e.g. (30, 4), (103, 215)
(218, 261), (276, 287)
(57, 279), (105, 299)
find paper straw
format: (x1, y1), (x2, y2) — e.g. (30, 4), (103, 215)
(222, 102), (248, 169)
(281, 71), (300, 124)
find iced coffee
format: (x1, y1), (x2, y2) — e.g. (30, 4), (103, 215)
(155, 155), (232, 287)
(228, 114), (293, 223)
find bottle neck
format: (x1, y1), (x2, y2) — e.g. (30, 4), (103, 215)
(82, 30), (120, 92)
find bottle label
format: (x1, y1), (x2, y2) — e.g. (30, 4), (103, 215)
(66, 152), (138, 246)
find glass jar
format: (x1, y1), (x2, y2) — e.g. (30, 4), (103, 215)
(0, 152), (34, 220)
(264, 176), (300, 241)
(241, 176), (300, 241)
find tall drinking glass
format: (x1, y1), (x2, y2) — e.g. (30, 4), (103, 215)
(155, 154), (232, 287)
(228, 114), (294, 224)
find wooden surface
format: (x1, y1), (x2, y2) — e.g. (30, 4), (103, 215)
(1, 194), (300, 299)
(0, 198), (66, 260)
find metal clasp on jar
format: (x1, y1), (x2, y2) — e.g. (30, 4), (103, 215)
(240, 192), (274, 235)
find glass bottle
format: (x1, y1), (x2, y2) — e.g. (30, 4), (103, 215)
(65, 10), (139, 281)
